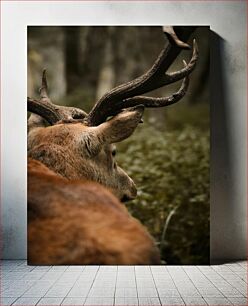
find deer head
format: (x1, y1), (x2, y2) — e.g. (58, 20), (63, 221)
(28, 26), (198, 202)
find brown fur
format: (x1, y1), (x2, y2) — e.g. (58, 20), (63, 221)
(28, 107), (160, 264)
(28, 159), (160, 265)
(28, 110), (142, 201)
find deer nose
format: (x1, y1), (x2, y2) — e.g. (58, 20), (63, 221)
(121, 180), (137, 202)
(130, 181), (137, 198)
(121, 195), (132, 203)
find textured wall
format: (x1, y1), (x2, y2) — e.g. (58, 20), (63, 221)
(1, 1), (246, 261)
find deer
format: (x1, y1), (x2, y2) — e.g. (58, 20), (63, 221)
(27, 26), (198, 265)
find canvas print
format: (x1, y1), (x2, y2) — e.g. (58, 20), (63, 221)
(27, 26), (209, 265)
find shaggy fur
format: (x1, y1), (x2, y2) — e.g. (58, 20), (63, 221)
(28, 109), (143, 200)
(28, 107), (160, 264)
(28, 159), (160, 265)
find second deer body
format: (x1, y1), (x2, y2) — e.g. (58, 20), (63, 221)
(28, 158), (159, 264)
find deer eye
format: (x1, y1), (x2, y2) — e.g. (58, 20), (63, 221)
(112, 148), (116, 157)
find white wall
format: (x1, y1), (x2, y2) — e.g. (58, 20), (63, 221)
(1, 1), (247, 261)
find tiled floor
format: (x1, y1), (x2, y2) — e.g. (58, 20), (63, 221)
(1, 260), (247, 305)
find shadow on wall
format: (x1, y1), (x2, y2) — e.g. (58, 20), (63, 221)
(210, 31), (245, 263)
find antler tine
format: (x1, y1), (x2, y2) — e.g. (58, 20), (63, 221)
(40, 69), (49, 99)
(28, 69), (63, 125)
(86, 26), (198, 126)
(28, 70), (87, 125)
(163, 26), (191, 49)
(164, 39), (198, 85)
(119, 60), (189, 109)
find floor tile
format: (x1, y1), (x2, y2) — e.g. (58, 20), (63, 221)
(88, 287), (115, 298)
(160, 297), (185, 305)
(115, 297), (138, 305)
(115, 287), (137, 298)
(138, 297), (161, 305)
(44, 284), (72, 297)
(67, 285), (92, 297)
(37, 297), (64, 305)
(157, 288), (180, 297)
(136, 278), (156, 287)
(84, 297), (114, 305)
(182, 297), (207, 305)
(118, 266), (135, 272)
(228, 297), (248, 305)
(0, 297), (18, 306)
(22, 281), (54, 297)
(204, 297), (233, 305)
(61, 297), (86, 305)
(116, 279), (136, 287)
(1, 260), (246, 306)
(137, 287), (158, 297)
(66, 266), (85, 272)
(12, 297), (40, 305)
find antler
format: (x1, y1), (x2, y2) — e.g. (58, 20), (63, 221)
(28, 27), (198, 127)
(28, 70), (86, 125)
(85, 26), (198, 126)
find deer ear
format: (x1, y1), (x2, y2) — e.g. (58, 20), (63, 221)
(96, 105), (144, 144)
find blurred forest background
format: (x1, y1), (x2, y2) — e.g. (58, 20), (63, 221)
(28, 26), (210, 265)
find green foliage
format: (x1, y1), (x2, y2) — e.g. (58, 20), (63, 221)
(166, 103), (210, 132)
(117, 122), (209, 264)
(59, 88), (94, 113)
